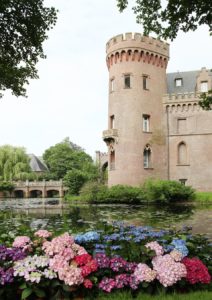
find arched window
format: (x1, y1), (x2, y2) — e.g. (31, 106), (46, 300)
(143, 145), (151, 168)
(178, 142), (187, 165)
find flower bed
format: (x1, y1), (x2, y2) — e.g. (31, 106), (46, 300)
(0, 223), (211, 299)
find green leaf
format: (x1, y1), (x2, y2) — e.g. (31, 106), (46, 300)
(21, 288), (33, 299)
(34, 288), (46, 298)
(19, 283), (27, 289)
(142, 282), (149, 288)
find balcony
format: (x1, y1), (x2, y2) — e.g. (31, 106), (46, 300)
(102, 129), (118, 143)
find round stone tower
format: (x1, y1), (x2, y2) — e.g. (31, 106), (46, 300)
(103, 33), (169, 186)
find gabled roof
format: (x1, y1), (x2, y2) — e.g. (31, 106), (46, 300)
(28, 154), (48, 172)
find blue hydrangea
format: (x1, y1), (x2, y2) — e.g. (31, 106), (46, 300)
(95, 244), (106, 249)
(171, 239), (189, 257)
(75, 231), (100, 244)
(110, 245), (122, 250)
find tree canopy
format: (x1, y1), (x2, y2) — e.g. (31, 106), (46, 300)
(0, 0), (57, 98)
(117, 0), (212, 40)
(43, 138), (98, 182)
(199, 90), (212, 110)
(0, 145), (31, 181)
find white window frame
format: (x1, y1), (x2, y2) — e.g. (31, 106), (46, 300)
(175, 78), (183, 87)
(143, 115), (150, 132)
(200, 81), (208, 92)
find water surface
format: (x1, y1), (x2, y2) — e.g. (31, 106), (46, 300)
(0, 198), (211, 239)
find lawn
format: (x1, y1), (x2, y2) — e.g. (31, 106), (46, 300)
(195, 192), (212, 202)
(86, 291), (212, 300)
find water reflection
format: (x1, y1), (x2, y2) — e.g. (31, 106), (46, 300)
(0, 199), (211, 239)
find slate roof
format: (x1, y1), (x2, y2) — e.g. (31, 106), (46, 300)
(28, 154), (48, 172)
(166, 70), (199, 94)
(166, 69), (212, 94)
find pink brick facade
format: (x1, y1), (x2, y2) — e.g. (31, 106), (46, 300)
(102, 33), (212, 191)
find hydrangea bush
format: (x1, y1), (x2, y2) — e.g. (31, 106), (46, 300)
(0, 224), (211, 299)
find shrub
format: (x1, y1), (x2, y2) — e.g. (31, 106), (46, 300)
(63, 170), (88, 195)
(79, 182), (108, 202)
(79, 183), (144, 204)
(142, 179), (195, 203)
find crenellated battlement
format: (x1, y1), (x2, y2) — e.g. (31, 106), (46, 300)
(163, 92), (200, 103)
(106, 33), (169, 69)
(106, 33), (169, 51)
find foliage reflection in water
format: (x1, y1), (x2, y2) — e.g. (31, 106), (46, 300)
(0, 199), (211, 243)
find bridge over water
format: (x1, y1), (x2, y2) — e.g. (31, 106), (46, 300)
(13, 180), (68, 198)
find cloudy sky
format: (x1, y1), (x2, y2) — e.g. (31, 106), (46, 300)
(0, 0), (211, 158)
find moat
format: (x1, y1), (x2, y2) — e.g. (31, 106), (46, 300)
(0, 198), (211, 240)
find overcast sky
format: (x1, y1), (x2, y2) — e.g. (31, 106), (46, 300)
(0, 0), (211, 158)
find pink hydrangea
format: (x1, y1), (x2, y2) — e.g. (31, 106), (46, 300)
(134, 263), (156, 283)
(145, 241), (164, 256)
(12, 236), (31, 250)
(42, 233), (75, 256)
(49, 254), (69, 272)
(34, 230), (52, 238)
(152, 254), (187, 287)
(170, 249), (183, 262)
(58, 265), (83, 286)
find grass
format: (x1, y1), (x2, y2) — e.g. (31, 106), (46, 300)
(85, 291), (212, 300)
(194, 192), (212, 202)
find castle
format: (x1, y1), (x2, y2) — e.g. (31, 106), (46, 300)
(96, 33), (212, 192)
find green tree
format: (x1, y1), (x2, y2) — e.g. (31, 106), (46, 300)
(199, 90), (212, 110)
(0, 0), (57, 98)
(63, 170), (88, 195)
(117, 0), (212, 40)
(0, 145), (31, 180)
(43, 138), (99, 180)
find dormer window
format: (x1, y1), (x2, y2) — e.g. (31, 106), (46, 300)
(175, 78), (183, 87)
(200, 81), (208, 92)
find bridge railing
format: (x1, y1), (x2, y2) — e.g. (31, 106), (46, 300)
(14, 180), (63, 188)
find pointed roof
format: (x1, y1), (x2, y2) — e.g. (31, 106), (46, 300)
(28, 154), (48, 172)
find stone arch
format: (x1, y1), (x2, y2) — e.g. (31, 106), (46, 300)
(14, 190), (25, 198)
(134, 49), (139, 61)
(46, 189), (60, 198)
(178, 142), (187, 165)
(115, 52), (119, 63)
(29, 189), (43, 198)
(120, 50), (126, 62)
(110, 54), (114, 65)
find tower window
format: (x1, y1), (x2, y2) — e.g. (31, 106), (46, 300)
(179, 179), (187, 185)
(177, 118), (186, 133)
(143, 114), (150, 132)
(175, 78), (183, 87)
(143, 75), (149, 90)
(124, 74), (131, 88)
(143, 145), (151, 168)
(200, 81), (208, 92)
(110, 151), (115, 170)
(110, 115), (115, 129)
(110, 78), (114, 92)
(178, 142), (187, 165)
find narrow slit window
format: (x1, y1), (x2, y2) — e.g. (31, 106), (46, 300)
(178, 142), (187, 165)
(110, 151), (115, 170)
(124, 74), (131, 88)
(143, 145), (151, 168)
(110, 115), (115, 129)
(177, 118), (186, 133)
(110, 78), (114, 92)
(143, 75), (148, 90)
(143, 115), (150, 132)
